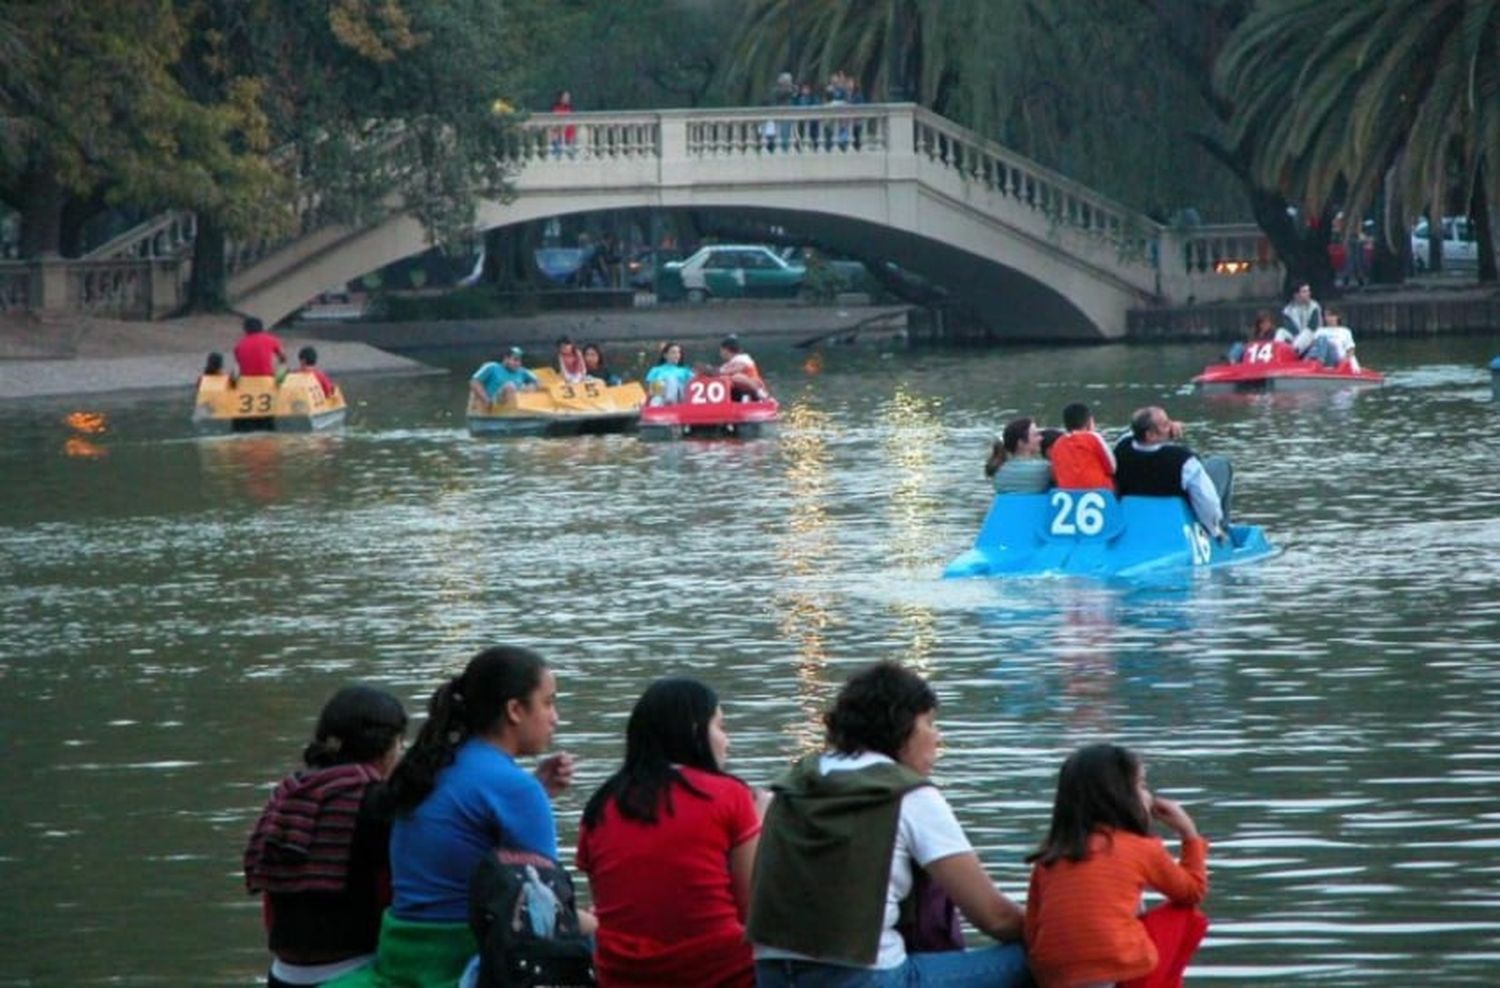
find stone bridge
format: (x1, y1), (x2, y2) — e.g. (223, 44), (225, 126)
(4, 105), (1282, 337)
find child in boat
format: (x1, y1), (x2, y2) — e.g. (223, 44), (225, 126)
(200, 351), (226, 384)
(583, 342), (623, 386)
(1235, 311), (1297, 365)
(1048, 402), (1116, 491)
(1025, 743), (1209, 988)
(556, 336), (588, 384)
(1305, 310), (1358, 369)
(298, 346), (338, 399)
(644, 341), (694, 405)
(244, 686), (408, 988)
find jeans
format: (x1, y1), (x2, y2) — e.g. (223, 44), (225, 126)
(755, 944), (1032, 987)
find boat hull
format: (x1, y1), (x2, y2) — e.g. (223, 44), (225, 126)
(943, 490), (1277, 579)
(637, 376), (779, 441)
(192, 373), (347, 434)
(1193, 360), (1384, 393)
(466, 376), (646, 438)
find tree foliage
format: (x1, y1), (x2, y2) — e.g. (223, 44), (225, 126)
(1217, 0), (1500, 273)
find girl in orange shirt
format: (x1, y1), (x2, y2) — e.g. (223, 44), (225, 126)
(1025, 744), (1208, 988)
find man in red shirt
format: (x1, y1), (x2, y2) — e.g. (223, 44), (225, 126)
(297, 346), (337, 398)
(233, 316), (287, 378)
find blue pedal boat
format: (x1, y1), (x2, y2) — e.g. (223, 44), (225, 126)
(943, 490), (1277, 580)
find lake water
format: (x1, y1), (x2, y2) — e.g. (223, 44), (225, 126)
(2, 334), (1498, 985)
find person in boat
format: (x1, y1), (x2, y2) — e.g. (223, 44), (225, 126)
(201, 351), (226, 383)
(234, 316), (288, 378)
(1039, 427), (1064, 459)
(984, 416), (1053, 494)
(644, 341), (694, 405)
(1113, 406), (1232, 542)
(298, 346), (338, 399)
(1232, 311), (1297, 365)
(243, 685), (408, 988)
(469, 346), (540, 406)
(1024, 744), (1208, 988)
(583, 342), (623, 386)
(334, 646), (593, 988)
(1305, 309), (1358, 369)
(556, 336), (589, 384)
(701, 335), (768, 401)
(1049, 402), (1116, 491)
(1278, 282), (1322, 349)
(748, 661), (1030, 987)
(578, 677), (765, 987)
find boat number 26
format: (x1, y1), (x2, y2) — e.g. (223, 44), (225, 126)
(237, 393), (273, 414)
(688, 379), (729, 404)
(1049, 490), (1109, 536)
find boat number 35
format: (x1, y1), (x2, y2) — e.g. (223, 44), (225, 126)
(688, 379), (729, 404)
(1049, 490), (1109, 537)
(558, 382), (602, 399)
(237, 393), (273, 414)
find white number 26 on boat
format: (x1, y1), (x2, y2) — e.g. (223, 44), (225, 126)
(1048, 490), (1108, 537)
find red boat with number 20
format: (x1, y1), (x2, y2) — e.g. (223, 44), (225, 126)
(638, 375), (779, 440)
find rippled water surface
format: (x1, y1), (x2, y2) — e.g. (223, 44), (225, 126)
(2, 335), (1499, 985)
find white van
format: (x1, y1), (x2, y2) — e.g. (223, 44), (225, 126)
(1411, 217), (1479, 270)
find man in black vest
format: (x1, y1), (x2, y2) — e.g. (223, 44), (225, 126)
(1113, 406), (1233, 541)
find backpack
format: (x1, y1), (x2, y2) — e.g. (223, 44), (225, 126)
(468, 847), (596, 988)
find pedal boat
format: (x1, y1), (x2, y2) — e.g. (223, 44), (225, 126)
(192, 372), (347, 433)
(943, 489), (1276, 579)
(638, 375), (779, 441)
(466, 367), (646, 437)
(1192, 357), (1383, 392)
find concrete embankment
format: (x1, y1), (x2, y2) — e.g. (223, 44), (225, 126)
(0, 313), (437, 403)
(1129, 284), (1500, 342)
(292, 302), (915, 354)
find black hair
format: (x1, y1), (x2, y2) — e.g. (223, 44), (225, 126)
(243, 316), (264, 333)
(582, 677), (739, 829)
(1028, 743), (1150, 866)
(203, 352), (224, 375)
(1039, 427), (1065, 457)
(825, 661), (937, 760)
(385, 646), (548, 814)
(1062, 402), (1091, 432)
(657, 341), (683, 364)
(557, 335), (574, 347)
(984, 416), (1035, 477)
(302, 685), (408, 769)
(583, 342), (606, 362)
(720, 335), (743, 354)
(298, 346), (318, 366)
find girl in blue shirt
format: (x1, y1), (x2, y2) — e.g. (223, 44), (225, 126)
(644, 341), (694, 405)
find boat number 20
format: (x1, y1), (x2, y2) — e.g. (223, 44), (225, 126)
(688, 379), (728, 404)
(1049, 490), (1108, 536)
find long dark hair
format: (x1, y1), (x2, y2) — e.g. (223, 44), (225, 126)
(1028, 743), (1151, 866)
(824, 661), (936, 760)
(303, 685), (408, 769)
(582, 677), (733, 828)
(385, 646), (548, 815)
(984, 417), (1035, 478)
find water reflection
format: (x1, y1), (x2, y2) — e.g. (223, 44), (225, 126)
(878, 384), (945, 673)
(63, 410), (109, 459)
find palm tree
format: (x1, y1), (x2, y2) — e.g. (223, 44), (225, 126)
(1217, 0), (1500, 281)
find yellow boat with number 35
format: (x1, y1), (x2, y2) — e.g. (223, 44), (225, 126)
(467, 367), (646, 436)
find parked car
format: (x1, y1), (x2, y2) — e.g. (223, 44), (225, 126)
(657, 244), (807, 302)
(1411, 217), (1480, 271)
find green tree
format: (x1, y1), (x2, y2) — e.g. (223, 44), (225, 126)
(1217, 0), (1500, 282)
(0, 0), (280, 260)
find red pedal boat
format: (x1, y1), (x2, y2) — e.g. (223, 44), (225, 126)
(1193, 347), (1384, 393)
(638, 375), (779, 440)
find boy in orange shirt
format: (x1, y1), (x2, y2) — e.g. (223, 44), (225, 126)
(1048, 402), (1115, 490)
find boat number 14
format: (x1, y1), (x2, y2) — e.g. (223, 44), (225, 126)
(1049, 490), (1108, 536)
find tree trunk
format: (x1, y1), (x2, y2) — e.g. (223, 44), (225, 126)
(1427, 203), (1443, 273)
(186, 214), (227, 312)
(1471, 170), (1496, 283)
(18, 166), (64, 258)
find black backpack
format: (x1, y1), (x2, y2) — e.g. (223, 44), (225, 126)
(468, 847), (596, 988)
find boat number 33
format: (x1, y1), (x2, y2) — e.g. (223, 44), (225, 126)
(1048, 490), (1109, 536)
(237, 393), (274, 414)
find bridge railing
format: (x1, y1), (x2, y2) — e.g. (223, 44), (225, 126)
(0, 257), (182, 318)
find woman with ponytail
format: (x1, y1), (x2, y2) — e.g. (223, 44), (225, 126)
(577, 677), (763, 987)
(328, 646), (584, 988)
(244, 685), (408, 987)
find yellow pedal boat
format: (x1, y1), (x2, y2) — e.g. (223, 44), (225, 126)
(192, 372), (348, 433)
(467, 367), (646, 436)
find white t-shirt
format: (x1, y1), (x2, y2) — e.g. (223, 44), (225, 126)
(753, 751), (973, 969)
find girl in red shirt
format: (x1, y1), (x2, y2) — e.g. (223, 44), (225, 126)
(577, 678), (763, 987)
(1025, 744), (1209, 988)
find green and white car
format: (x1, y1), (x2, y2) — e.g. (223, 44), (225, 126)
(656, 245), (807, 302)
